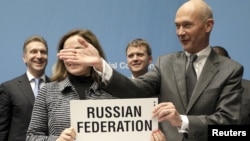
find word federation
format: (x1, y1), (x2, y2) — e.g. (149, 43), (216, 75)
(77, 120), (152, 133)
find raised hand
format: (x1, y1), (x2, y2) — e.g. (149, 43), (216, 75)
(57, 37), (104, 72)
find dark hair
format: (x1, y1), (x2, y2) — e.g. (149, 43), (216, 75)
(51, 29), (106, 81)
(126, 38), (152, 56)
(23, 35), (48, 54)
(212, 46), (230, 58)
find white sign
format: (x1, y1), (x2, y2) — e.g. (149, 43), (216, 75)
(70, 98), (158, 141)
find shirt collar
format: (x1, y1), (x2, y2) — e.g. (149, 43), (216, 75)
(58, 76), (99, 94)
(26, 71), (46, 82)
(185, 45), (211, 61)
(131, 75), (135, 79)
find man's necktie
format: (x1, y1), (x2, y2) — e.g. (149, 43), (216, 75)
(186, 54), (197, 102)
(33, 78), (41, 97)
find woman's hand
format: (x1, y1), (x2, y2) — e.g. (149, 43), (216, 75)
(56, 127), (76, 141)
(151, 130), (166, 141)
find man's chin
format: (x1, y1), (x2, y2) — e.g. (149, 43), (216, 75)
(34, 67), (46, 71)
(34, 64), (46, 68)
(132, 67), (142, 71)
(132, 69), (142, 73)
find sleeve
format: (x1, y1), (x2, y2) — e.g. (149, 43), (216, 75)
(0, 84), (11, 141)
(94, 59), (113, 85)
(26, 85), (58, 141)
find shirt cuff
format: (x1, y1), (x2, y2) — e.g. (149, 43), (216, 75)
(177, 115), (189, 133)
(94, 59), (113, 85)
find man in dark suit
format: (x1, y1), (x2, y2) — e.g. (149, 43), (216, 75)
(212, 46), (250, 124)
(0, 35), (50, 141)
(58, 1), (243, 141)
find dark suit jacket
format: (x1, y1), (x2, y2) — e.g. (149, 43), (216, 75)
(0, 73), (50, 141)
(238, 79), (250, 124)
(105, 50), (243, 141)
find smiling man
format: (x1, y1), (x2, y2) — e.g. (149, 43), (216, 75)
(0, 35), (50, 141)
(126, 38), (153, 79)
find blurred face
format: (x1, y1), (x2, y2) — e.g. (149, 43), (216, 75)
(63, 35), (91, 76)
(23, 41), (48, 77)
(126, 46), (152, 77)
(175, 3), (212, 54)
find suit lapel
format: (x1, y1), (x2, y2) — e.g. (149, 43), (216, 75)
(17, 74), (35, 105)
(187, 51), (219, 112)
(174, 53), (189, 110)
(45, 76), (50, 83)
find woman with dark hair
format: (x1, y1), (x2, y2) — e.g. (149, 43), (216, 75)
(26, 28), (166, 141)
(26, 29), (117, 140)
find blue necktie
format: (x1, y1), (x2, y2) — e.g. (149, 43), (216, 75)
(34, 78), (41, 97)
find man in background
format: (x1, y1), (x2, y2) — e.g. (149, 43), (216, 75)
(126, 38), (152, 78)
(0, 35), (50, 141)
